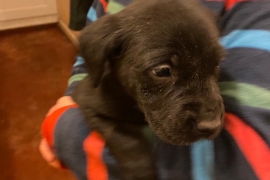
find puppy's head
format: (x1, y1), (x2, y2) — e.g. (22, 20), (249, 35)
(79, 0), (225, 145)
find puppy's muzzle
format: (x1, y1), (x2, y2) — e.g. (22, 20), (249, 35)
(196, 118), (222, 133)
(184, 97), (224, 139)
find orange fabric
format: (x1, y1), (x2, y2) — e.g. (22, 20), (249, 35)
(225, 113), (270, 180)
(84, 131), (108, 180)
(100, 0), (108, 11)
(225, 0), (251, 10)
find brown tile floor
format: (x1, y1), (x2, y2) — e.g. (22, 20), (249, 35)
(0, 24), (77, 180)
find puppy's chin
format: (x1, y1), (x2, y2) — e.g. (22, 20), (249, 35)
(146, 118), (223, 146)
(153, 127), (222, 146)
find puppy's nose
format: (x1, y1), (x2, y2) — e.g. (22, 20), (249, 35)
(196, 119), (222, 134)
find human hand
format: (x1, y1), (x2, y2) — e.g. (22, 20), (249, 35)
(39, 96), (75, 168)
(46, 96), (75, 117)
(39, 138), (62, 168)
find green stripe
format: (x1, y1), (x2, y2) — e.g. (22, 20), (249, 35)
(68, 73), (87, 86)
(142, 126), (154, 145)
(107, 0), (125, 14)
(219, 82), (270, 110)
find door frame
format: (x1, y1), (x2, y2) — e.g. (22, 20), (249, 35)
(0, 0), (58, 30)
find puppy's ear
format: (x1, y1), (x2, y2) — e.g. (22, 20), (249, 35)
(79, 15), (122, 87)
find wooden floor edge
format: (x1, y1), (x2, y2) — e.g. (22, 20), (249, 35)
(58, 20), (79, 48)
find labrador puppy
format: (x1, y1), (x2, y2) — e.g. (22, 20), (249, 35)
(72, 0), (225, 179)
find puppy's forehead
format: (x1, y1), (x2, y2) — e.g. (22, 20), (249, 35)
(132, 35), (222, 70)
(119, 2), (220, 57)
(119, 0), (219, 36)
(118, 0), (223, 71)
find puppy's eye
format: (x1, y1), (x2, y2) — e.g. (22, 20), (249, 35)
(215, 66), (220, 73)
(214, 65), (220, 78)
(152, 65), (171, 77)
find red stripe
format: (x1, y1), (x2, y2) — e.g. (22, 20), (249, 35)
(100, 0), (108, 11)
(41, 104), (78, 169)
(225, 113), (270, 180)
(41, 104), (78, 149)
(84, 131), (108, 180)
(204, 0), (224, 2)
(225, 0), (252, 10)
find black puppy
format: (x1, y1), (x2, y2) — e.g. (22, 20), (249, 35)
(72, 0), (225, 179)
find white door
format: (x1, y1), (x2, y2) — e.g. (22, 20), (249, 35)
(0, 0), (58, 30)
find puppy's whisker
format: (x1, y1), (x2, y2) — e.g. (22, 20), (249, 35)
(152, 138), (162, 150)
(133, 105), (140, 110)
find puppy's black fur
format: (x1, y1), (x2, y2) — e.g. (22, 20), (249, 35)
(72, 0), (225, 179)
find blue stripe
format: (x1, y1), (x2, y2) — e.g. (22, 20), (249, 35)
(54, 108), (89, 180)
(103, 147), (121, 180)
(220, 30), (270, 52)
(73, 56), (85, 67)
(191, 140), (214, 180)
(87, 7), (97, 22)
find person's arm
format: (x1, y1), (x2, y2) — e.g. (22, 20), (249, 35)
(40, 56), (88, 170)
(64, 55), (88, 96)
(40, 98), (111, 180)
(187, 1), (270, 180)
(39, 96), (76, 168)
(213, 0), (270, 179)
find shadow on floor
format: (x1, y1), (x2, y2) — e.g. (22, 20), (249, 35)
(0, 24), (77, 180)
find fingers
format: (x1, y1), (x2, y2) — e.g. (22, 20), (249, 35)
(56, 96), (75, 106)
(46, 106), (58, 117)
(39, 139), (62, 169)
(42, 96), (75, 168)
(46, 96), (75, 117)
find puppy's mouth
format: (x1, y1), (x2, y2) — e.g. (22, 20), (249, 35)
(190, 113), (224, 137)
(144, 112), (224, 146)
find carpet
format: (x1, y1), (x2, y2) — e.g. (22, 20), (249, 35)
(0, 24), (77, 180)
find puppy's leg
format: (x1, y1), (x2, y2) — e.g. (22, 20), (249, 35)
(72, 77), (157, 179)
(88, 117), (157, 180)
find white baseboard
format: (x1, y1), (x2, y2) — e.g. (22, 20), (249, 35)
(58, 20), (79, 48)
(0, 14), (58, 31)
